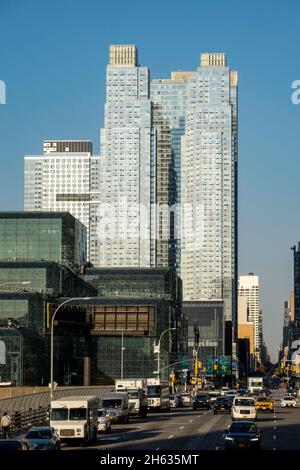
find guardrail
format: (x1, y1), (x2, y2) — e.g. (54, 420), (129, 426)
(0, 407), (48, 437)
(0, 386), (113, 413)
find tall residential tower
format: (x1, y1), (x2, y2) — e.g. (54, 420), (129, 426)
(238, 274), (262, 359)
(97, 45), (156, 267)
(181, 53), (238, 324)
(24, 140), (100, 263)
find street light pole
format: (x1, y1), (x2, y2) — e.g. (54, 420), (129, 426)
(50, 297), (91, 400)
(155, 327), (176, 380)
(120, 329), (125, 380)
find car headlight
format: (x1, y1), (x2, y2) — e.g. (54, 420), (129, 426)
(225, 436), (233, 441)
(250, 437), (259, 441)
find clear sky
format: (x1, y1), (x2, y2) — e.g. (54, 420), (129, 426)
(0, 0), (300, 361)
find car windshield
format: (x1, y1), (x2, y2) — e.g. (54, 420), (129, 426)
(230, 423), (257, 434)
(128, 391), (139, 399)
(283, 396), (294, 400)
(69, 408), (87, 420)
(51, 408), (68, 421)
(26, 430), (52, 439)
(102, 399), (122, 408)
(97, 410), (105, 417)
(215, 398), (229, 404)
(147, 386), (160, 397)
(196, 395), (208, 401)
(234, 399), (255, 407)
(169, 395), (175, 400)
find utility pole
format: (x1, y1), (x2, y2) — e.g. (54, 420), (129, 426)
(193, 323), (200, 395)
(153, 327), (176, 379)
(121, 329), (125, 380)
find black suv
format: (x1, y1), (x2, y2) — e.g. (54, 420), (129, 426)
(213, 397), (232, 414)
(224, 421), (262, 450)
(192, 394), (211, 410)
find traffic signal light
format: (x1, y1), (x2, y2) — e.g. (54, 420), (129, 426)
(194, 360), (202, 375)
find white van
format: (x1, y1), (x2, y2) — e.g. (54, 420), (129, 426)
(50, 396), (98, 443)
(231, 396), (257, 421)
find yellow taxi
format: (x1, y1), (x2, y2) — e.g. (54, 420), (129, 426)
(255, 397), (274, 413)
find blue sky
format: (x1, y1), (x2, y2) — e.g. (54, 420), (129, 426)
(0, 0), (300, 360)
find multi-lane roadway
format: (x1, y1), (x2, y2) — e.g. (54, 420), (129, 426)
(63, 389), (300, 451)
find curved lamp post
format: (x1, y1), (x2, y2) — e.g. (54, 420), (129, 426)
(154, 327), (176, 380)
(50, 297), (91, 399)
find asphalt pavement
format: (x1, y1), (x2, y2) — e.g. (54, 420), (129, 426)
(62, 389), (300, 451)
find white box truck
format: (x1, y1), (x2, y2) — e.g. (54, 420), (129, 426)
(50, 396), (98, 443)
(147, 378), (170, 411)
(115, 379), (148, 418)
(247, 377), (263, 395)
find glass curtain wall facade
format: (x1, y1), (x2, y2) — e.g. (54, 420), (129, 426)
(0, 212), (86, 268)
(0, 262), (97, 296)
(0, 293), (47, 334)
(80, 267), (184, 381)
(98, 45), (156, 268)
(184, 301), (224, 368)
(82, 267), (181, 300)
(150, 72), (196, 273)
(90, 298), (174, 381)
(0, 328), (48, 386)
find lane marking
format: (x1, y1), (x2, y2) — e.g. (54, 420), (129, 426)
(215, 446), (219, 451)
(168, 434), (174, 439)
(189, 419), (193, 423)
(156, 447), (160, 450)
(179, 426), (185, 429)
(273, 435), (276, 440)
(273, 426), (276, 430)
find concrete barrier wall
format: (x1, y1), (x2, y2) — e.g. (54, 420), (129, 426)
(0, 385), (114, 400)
(0, 386), (113, 413)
